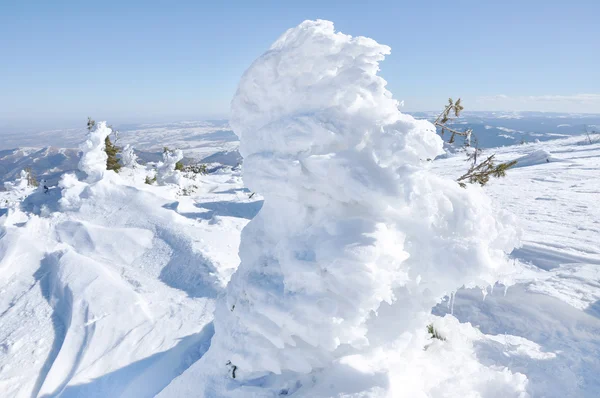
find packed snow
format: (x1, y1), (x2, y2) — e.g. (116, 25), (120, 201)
(1, 19), (600, 398)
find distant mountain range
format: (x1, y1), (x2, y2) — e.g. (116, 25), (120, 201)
(0, 113), (599, 187)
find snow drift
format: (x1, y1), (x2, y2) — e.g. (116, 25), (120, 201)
(162, 19), (525, 397)
(512, 149), (565, 168)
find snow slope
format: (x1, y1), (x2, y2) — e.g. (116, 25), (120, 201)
(1, 125), (599, 398)
(430, 136), (600, 397)
(0, 124), (260, 397)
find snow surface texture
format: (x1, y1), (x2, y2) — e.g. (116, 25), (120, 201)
(161, 20), (525, 397)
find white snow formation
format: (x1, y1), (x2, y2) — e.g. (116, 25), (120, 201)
(78, 121), (112, 182)
(187, 19), (523, 395)
(4, 170), (32, 194)
(121, 144), (138, 167)
(157, 149), (184, 185)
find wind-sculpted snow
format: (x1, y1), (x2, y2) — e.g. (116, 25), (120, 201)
(172, 19), (525, 396)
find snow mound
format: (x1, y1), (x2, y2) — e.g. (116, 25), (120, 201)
(512, 149), (563, 168)
(162, 19), (524, 397)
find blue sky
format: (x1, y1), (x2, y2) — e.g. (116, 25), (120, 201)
(1, 0), (599, 130)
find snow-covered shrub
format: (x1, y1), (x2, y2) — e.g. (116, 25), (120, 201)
(121, 144), (138, 168)
(24, 168), (38, 187)
(427, 324), (445, 341)
(156, 149), (184, 185)
(144, 175), (157, 185)
(3, 170), (35, 203)
(78, 121), (112, 182)
(198, 19), (522, 394)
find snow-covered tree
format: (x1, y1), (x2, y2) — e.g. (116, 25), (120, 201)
(78, 121), (112, 182)
(4, 170), (33, 193)
(200, 19), (521, 392)
(156, 148), (184, 185)
(121, 144), (138, 168)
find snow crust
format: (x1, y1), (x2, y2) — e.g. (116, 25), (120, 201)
(165, 19), (525, 396)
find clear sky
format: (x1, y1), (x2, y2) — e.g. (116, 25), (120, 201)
(1, 0), (599, 130)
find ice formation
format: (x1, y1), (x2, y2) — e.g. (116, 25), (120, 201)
(200, 19), (521, 392)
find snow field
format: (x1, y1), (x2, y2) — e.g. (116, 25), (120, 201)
(0, 19), (599, 398)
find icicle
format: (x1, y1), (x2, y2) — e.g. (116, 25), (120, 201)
(504, 284), (509, 296)
(481, 287), (488, 301)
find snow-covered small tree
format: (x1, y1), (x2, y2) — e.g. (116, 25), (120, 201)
(104, 135), (121, 172)
(87, 116), (95, 132)
(79, 121), (112, 182)
(4, 170), (32, 193)
(196, 20), (522, 396)
(24, 167), (38, 187)
(121, 144), (138, 168)
(156, 148), (184, 185)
